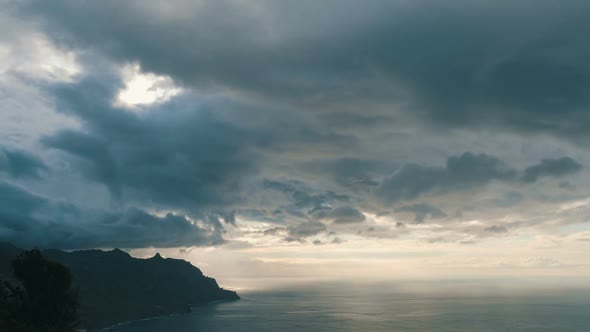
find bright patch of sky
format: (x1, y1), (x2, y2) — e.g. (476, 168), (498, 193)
(115, 63), (182, 108)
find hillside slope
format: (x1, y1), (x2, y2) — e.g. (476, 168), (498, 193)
(0, 243), (239, 330)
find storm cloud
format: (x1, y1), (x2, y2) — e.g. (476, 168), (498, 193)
(378, 153), (508, 203)
(397, 203), (447, 223)
(16, 0), (590, 141)
(0, 182), (223, 249)
(0, 0), (589, 250)
(39, 77), (264, 210)
(0, 148), (47, 179)
(521, 157), (583, 183)
(378, 153), (582, 203)
(314, 206), (366, 224)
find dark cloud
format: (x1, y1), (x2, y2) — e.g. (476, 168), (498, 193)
(397, 203), (447, 223)
(0, 182), (223, 249)
(89, 209), (224, 249)
(3, 0), (590, 248)
(317, 113), (391, 129)
(287, 221), (326, 239)
(31, 67), (356, 219)
(314, 206), (366, 224)
(40, 76), (265, 211)
(263, 179), (349, 213)
(43, 130), (121, 195)
(378, 153), (582, 203)
(490, 191), (524, 208)
(521, 157), (582, 183)
(222, 210), (237, 226)
(3, 74), (288, 248)
(301, 158), (390, 189)
(0, 147), (47, 179)
(0, 182), (45, 232)
(18, 0), (590, 141)
(378, 153), (516, 203)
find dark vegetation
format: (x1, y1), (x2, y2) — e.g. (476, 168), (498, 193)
(0, 243), (239, 331)
(0, 248), (78, 332)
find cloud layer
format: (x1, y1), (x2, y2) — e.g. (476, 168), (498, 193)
(0, 0), (589, 251)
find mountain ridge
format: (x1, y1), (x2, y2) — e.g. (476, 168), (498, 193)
(0, 243), (239, 330)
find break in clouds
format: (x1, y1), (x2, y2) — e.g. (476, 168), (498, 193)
(1, 0), (590, 249)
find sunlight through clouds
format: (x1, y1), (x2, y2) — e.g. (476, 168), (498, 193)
(3, 0), (590, 291)
(115, 63), (182, 108)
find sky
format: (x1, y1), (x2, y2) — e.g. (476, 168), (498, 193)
(2, 0), (590, 290)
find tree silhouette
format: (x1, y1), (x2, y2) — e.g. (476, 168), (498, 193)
(0, 249), (79, 332)
(0, 279), (26, 331)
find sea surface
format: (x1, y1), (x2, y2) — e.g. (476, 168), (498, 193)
(104, 282), (590, 331)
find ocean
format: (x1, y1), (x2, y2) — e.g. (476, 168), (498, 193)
(105, 282), (590, 331)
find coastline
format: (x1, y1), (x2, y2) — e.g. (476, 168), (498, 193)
(94, 298), (239, 332)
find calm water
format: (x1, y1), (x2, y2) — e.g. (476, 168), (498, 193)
(107, 283), (590, 331)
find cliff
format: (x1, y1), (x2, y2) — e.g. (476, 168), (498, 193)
(0, 243), (239, 330)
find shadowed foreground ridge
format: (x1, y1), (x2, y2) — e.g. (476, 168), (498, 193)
(0, 243), (239, 330)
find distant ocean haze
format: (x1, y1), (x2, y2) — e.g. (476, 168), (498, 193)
(108, 282), (590, 332)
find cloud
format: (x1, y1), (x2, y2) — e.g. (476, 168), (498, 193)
(0, 182), (45, 232)
(263, 227), (285, 236)
(521, 157), (582, 183)
(0, 147), (47, 179)
(331, 237), (344, 244)
(26, 69), (355, 230)
(378, 153), (516, 203)
(397, 203), (447, 223)
(261, 222), (333, 242)
(40, 76), (265, 211)
(222, 210), (237, 226)
(263, 179), (349, 215)
(484, 225), (508, 234)
(0, 181), (223, 249)
(301, 158), (388, 189)
(287, 221), (327, 240)
(2, 0), (590, 251)
(314, 206), (366, 224)
(489, 191), (524, 208)
(18, 0), (590, 142)
(378, 152), (582, 203)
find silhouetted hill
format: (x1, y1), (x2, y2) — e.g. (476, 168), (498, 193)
(0, 243), (239, 330)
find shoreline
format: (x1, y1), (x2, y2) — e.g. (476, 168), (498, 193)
(94, 298), (239, 332)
